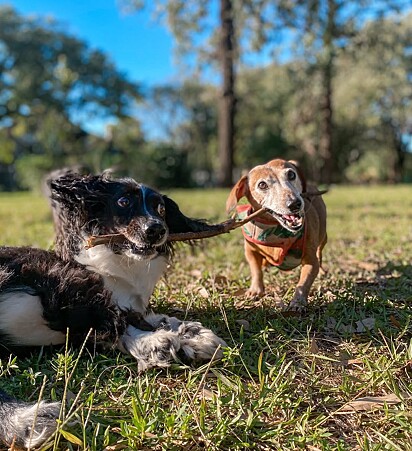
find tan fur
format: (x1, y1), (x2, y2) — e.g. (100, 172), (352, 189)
(227, 159), (327, 309)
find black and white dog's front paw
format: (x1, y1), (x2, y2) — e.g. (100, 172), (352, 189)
(120, 314), (227, 371)
(145, 313), (227, 363)
(120, 325), (181, 372)
(177, 321), (227, 362)
(0, 393), (60, 449)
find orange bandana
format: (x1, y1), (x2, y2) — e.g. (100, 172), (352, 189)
(236, 205), (306, 270)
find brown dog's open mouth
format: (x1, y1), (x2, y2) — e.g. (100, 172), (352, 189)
(268, 210), (304, 233)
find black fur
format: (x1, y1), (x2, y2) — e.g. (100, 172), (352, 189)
(0, 246), (129, 353)
(0, 172), (226, 449)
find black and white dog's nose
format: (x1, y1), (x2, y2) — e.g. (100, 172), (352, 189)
(286, 198), (302, 212)
(145, 222), (167, 244)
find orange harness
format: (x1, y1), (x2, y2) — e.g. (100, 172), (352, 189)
(236, 205), (306, 270)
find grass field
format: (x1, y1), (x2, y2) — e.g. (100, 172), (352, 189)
(0, 185), (412, 450)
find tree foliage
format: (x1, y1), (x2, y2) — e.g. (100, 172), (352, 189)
(0, 5), (411, 190)
(0, 6), (141, 190)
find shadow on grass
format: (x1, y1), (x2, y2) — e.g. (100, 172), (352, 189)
(353, 261), (412, 304)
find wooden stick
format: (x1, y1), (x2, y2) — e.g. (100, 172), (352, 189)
(168, 207), (269, 242)
(84, 207), (269, 249)
(85, 234), (127, 249)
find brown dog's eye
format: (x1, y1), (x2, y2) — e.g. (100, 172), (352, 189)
(287, 170), (296, 181)
(257, 181), (268, 191)
(157, 203), (166, 217)
(117, 196), (130, 208)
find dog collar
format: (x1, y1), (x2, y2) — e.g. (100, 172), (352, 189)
(235, 204), (306, 270)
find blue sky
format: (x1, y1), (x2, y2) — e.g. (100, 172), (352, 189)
(1, 0), (177, 87)
(1, 0), (185, 136)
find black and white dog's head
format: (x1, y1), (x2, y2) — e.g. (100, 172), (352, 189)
(48, 173), (213, 261)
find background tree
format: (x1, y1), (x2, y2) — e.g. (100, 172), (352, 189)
(137, 81), (218, 185)
(122, 0), (238, 186)
(0, 6), (141, 190)
(272, 0), (411, 183)
(334, 12), (412, 183)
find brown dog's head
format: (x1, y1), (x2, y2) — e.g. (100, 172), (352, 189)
(226, 159), (306, 233)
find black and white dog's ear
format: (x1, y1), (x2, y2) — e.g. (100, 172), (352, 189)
(48, 174), (104, 209)
(163, 196), (215, 234)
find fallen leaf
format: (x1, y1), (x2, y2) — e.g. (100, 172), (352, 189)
(235, 319), (250, 330)
(324, 291), (337, 302)
(340, 393), (402, 412)
(233, 288), (247, 297)
(190, 269), (202, 278)
(309, 338), (320, 354)
(355, 317), (375, 333)
(104, 445), (129, 451)
(357, 262), (379, 271)
(390, 315), (402, 329)
(197, 287), (209, 298)
(200, 388), (216, 400)
(214, 275), (229, 285)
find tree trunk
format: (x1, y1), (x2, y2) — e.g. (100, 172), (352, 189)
(217, 0), (236, 187)
(387, 120), (406, 183)
(318, 0), (336, 185)
(318, 62), (334, 184)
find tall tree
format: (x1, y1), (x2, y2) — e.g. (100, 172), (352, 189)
(122, 0), (238, 186)
(334, 12), (412, 182)
(276, 0), (410, 183)
(218, 0), (236, 186)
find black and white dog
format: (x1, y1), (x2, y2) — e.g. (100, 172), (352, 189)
(0, 173), (227, 449)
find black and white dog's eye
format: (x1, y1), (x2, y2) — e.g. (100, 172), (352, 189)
(117, 196), (131, 208)
(257, 180), (269, 191)
(287, 170), (296, 181)
(157, 203), (166, 216)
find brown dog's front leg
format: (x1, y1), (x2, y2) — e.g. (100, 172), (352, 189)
(245, 243), (265, 298)
(288, 257), (320, 310)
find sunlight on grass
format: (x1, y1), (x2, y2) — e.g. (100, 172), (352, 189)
(0, 186), (412, 450)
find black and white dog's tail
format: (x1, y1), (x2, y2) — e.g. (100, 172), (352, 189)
(0, 390), (61, 448)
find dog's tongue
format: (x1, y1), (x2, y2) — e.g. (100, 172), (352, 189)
(283, 214), (302, 226)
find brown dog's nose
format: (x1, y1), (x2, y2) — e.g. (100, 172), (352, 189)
(286, 198), (302, 212)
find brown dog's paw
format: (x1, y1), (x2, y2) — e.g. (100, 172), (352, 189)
(245, 287), (264, 299)
(283, 297), (308, 312)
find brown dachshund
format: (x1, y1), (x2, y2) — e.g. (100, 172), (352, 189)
(226, 159), (327, 309)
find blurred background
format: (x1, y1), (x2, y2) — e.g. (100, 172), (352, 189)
(0, 0), (411, 191)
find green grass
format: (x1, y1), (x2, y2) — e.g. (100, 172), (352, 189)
(1, 185), (412, 450)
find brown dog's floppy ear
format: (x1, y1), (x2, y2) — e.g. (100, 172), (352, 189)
(288, 160), (307, 193)
(226, 175), (248, 215)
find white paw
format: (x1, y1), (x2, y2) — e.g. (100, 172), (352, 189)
(120, 326), (181, 372)
(178, 322), (227, 361)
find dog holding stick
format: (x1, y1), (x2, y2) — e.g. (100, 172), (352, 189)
(0, 172), (229, 449)
(226, 159), (327, 310)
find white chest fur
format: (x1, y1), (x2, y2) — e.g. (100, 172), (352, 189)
(75, 245), (168, 313)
